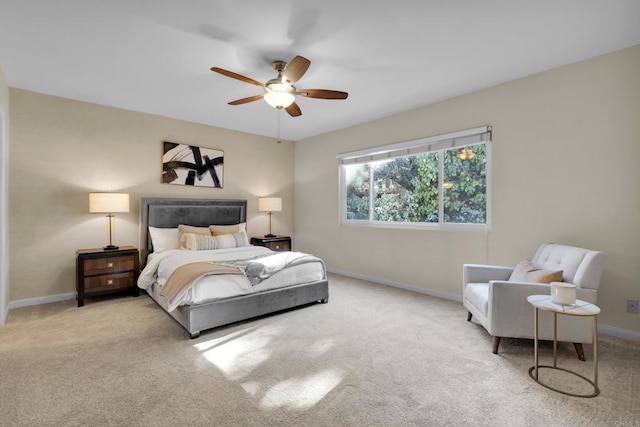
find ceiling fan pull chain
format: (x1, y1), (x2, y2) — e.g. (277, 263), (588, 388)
(276, 107), (282, 144)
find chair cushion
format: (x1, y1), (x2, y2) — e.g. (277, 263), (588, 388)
(509, 260), (563, 283)
(465, 282), (489, 315)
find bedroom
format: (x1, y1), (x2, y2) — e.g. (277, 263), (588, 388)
(1, 1), (640, 425)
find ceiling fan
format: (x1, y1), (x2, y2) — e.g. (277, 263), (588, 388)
(210, 55), (348, 117)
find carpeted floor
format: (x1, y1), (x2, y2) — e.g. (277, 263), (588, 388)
(1, 273), (639, 426)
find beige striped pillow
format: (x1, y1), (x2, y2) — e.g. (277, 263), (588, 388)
(178, 224), (211, 248)
(182, 231), (249, 250)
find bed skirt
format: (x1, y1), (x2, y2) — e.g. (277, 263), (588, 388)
(148, 279), (329, 338)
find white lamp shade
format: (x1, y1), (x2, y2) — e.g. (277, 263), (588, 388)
(258, 197), (282, 212)
(89, 193), (130, 213)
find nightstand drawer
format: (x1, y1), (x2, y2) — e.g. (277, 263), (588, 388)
(83, 255), (134, 275)
(84, 272), (135, 292)
(76, 246), (140, 307)
(264, 241), (291, 251)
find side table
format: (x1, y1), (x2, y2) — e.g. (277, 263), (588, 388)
(76, 246), (140, 307)
(527, 294), (600, 397)
(250, 235), (291, 252)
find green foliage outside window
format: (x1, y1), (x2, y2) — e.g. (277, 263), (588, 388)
(443, 144), (486, 223)
(345, 164), (370, 220)
(373, 153), (438, 222)
(344, 143), (487, 225)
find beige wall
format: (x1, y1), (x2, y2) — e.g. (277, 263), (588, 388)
(0, 66), (9, 322)
(294, 45), (640, 333)
(9, 89), (294, 301)
(7, 46), (640, 334)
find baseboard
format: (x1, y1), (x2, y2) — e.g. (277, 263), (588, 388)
(327, 266), (462, 302)
(6, 274), (640, 342)
(326, 267), (640, 342)
(7, 292), (76, 310)
(598, 323), (640, 341)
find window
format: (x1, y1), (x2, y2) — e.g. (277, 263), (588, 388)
(338, 126), (491, 230)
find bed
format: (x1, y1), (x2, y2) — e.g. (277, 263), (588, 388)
(138, 197), (329, 338)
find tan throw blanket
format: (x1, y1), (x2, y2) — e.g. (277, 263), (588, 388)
(160, 261), (243, 311)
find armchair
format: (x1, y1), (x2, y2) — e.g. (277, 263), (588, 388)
(463, 243), (606, 360)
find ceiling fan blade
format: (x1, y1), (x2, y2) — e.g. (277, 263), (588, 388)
(285, 102), (302, 117)
(228, 94), (264, 105)
(283, 56), (310, 84)
(211, 67), (265, 87)
(298, 89), (348, 99)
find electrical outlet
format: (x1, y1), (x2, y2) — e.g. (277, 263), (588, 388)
(627, 299), (639, 314)
(314, 249), (320, 256)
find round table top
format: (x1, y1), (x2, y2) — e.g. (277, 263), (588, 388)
(527, 295), (600, 316)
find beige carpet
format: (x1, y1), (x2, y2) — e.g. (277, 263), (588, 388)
(1, 273), (639, 427)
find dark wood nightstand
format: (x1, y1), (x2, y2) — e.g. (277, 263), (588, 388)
(250, 236), (291, 252)
(76, 246), (140, 307)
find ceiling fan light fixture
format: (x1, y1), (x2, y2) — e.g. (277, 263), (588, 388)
(211, 55), (348, 117)
(264, 83), (295, 108)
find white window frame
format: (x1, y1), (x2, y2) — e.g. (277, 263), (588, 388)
(337, 126), (492, 232)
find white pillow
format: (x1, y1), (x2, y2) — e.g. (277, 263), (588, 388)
(148, 227), (180, 253)
(183, 230), (249, 251)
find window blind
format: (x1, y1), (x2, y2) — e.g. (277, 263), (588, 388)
(337, 126), (491, 165)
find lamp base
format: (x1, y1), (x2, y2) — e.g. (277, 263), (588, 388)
(103, 245), (119, 251)
(264, 234), (276, 238)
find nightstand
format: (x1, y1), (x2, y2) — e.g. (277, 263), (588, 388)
(76, 246), (140, 307)
(250, 235), (291, 252)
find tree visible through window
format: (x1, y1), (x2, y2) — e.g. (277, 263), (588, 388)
(345, 163), (370, 220)
(340, 127), (490, 229)
(443, 144), (486, 224)
(372, 153), (439, 223)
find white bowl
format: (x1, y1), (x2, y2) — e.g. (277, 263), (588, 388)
(550, 282), (577, 305)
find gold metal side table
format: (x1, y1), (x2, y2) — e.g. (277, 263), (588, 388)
(527, 295), (600, 398)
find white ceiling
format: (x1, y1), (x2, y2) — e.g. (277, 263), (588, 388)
(1, 1), (639, 141)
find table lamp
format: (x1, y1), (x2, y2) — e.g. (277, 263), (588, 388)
(258, 197), (282, 237)
(89, 192), (130, 250)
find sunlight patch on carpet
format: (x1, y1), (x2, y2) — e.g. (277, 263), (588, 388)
(241, 380), (261, 397)
(260, 369), (344, 409)
(200, 326), (286, 380)
(305, 338), (335, 357)
(192, 327), (257, 352)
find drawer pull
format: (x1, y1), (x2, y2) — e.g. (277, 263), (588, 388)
(107, 279), (113, 285)
(275, 245), (280, 249)
(107, 262), (113, 268)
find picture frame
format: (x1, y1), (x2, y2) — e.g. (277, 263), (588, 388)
(162, 141), (224, 188)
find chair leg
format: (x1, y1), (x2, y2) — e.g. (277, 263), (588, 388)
(492, 336), (501, 354)
(467, 311), (472, 321)
(573, 343), (586, 361)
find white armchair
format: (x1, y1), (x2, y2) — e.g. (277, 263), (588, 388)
(463, 243), (606, 360)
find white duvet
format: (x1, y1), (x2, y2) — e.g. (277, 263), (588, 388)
(138, 246), (326, 309)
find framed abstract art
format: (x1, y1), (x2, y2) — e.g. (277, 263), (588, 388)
(162, 141), (224, 188)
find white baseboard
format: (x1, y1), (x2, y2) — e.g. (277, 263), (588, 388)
(7, 292), (76, 310)
(326, 267), (640, 342)
(598, 323), (640, 341)
(327, 266), (462, 302)
(7, 272), (640, 342)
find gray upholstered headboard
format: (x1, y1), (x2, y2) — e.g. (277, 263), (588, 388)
(139, 198), (247, 267)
